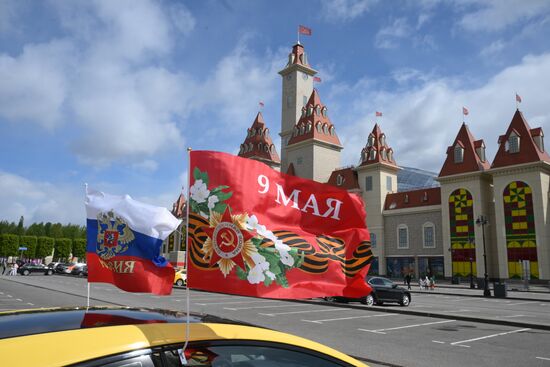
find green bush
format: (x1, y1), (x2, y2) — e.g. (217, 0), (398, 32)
(72, 238), (87, 260)
(54, 238), (72, 260)
(0, 234), (20, 257)
(36, 237), (55, 259)
(19, 235), (37, 258)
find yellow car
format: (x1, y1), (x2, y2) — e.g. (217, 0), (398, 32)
(0, 307), (367, 367)
(174, 268), (187, 287)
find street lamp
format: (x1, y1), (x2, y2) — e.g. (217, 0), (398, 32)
(475, 215), (491, 297)
(469, 257), (475, 289)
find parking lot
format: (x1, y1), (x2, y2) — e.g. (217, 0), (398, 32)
(2, 274), (550, 366)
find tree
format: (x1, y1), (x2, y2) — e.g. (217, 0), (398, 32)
(72, 239), (86, 260)
(44, 222), (52, 237)
(54, 238), (72, 260)
(16, 216), (25, 236)
(0, 234), (20, 257)
(36, 237), (55, 260)
(26, 222), (46, 237)
(19, 235), (37, 258)
(50, 223), (63, 239)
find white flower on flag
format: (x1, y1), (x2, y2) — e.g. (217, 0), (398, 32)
(190, 179), (210, 203)
(207, 195), (219, 210)
(247, 215), (294, 267)
(274, 240), (294, 267)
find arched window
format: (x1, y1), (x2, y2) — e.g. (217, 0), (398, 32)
(316, 122), (322, 133)
(329, 126), (335, 136)
(257, 143), (262, 151)
(509, 132), (520, 153)
(270, 144), (275, 153)
(367, 134), (375, 147)
(369, 149), (377, 160)
(321, 106), (327, 117)
(300, 125), (305, 135)
(454, 145), (464, 163)
(380, 134), (386, 146)
(387, 149), (393, 162)
(336, 174), (344, 186)
(380, 148), (387, 160)
(307, 105), (313, 116)
(250, 129), (255, 137)
(248, 142), (253, 151)
(323, 124), (329, 134)
(315, 105), (321, 115)
(307, 122), (312, 132)
(397, 225), (409, 249)
(423, 222), (435, 248)
(301, 108), (306, 117)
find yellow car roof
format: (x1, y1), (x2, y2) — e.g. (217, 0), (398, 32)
(0, 307), (366, 367)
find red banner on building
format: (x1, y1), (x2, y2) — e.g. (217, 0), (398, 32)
(187, 151), (373, 299)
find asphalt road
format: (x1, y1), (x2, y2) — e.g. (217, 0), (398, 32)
(1, 274), (550, 367)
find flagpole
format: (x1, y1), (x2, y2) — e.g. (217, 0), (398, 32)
(515, 91), (518, 110)
(87, 283), (90, 309)
(180, 147), (192, 363)
(84, 182), (90, 311)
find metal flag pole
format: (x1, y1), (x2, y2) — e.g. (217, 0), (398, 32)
(297, 25), (300, 44)
(179, 147), (192, 364)
(87, 283), (90, 309)
(84, 182), (90, 311)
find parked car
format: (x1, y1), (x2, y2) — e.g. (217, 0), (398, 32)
(17, 263), (54, 276)
(0, 307), (367, 366)
(325, 276), (411, 307)
(47, 262), (60, 269)
(81, 265), (88, 277)
(174, 268), (187, 287)
(70, 263), (87, 276)
(55, 262), (75, 274)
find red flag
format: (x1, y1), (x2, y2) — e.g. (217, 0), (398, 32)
(313, 76), (322, 83)
(463, 107), (469, 115)
(376, 111), (383, 117)
(299, 25), (312, 36)
(516, 93), (522, 103)
(259, 101), (264, 107)
(187, 151), (373, 299)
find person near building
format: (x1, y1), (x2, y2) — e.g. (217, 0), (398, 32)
(405, 273), (412, 290)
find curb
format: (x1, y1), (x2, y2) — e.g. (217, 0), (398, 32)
(408, 290), (550, 303)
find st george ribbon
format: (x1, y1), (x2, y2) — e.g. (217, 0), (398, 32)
(85, 188), (181, 295)
(188, 151), (373, 299)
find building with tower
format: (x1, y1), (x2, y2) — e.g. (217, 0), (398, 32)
(170, 41), (549, 283)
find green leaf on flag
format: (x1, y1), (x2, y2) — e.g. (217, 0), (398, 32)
(275, 273), (289, 288)
(263, 276), (273, 287)
(213, 202), (227, 214)
(216, 191), (233, 202)
(236, 266), (248, 280)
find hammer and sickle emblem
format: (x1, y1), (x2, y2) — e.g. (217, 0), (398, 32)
(220, 231), (236, 248)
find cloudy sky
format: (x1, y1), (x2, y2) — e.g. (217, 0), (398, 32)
(1, 0), (550, 225)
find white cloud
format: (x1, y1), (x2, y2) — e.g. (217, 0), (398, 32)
(0, 0), (20, 34)
(132, 159), (158, 172)
(0, 171), (85, 225)
(480, 40), (506, 58)
(336, 52), (550, 172)
(321, 0), (376, 22)
(375, 18), (412, 49)
(457, 0), (550, 32)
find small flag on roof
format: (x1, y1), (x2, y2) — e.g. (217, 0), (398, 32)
(463, 106), (469, 116)
(314, 76), (322, 83)
(376, 111), (383, 117)
(299, 25), (312, 36)
(516, 93), (522, 103)
(259, 101), (265, 108)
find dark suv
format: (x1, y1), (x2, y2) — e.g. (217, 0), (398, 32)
(325, 276), (411, 307)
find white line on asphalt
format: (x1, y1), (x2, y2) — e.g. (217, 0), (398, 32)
(6, 295), (12, 298)
(302, 314), (392, 324)
(15, 299), (21, 301)
(457, 309), (472, 312)
(195, 300), (280, 306)
(224, 304), (311, 311)
(359, 319), (456, 334)
(432, 341), (445, 344)
(499, 315), (525, 318)
(27, 303), (33, 305)
(450, 328), (531, 346)
(506, 301), (534, 306)
(189, 297), (247, 302)
(259, 308), (349, 317)
(457, 345), (471, 348)
(536, 357), (550, 361)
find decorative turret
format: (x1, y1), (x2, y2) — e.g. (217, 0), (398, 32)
(171, 192), (187, 219)
(359, 124), (397, 168)
(491, 109), (550, 168)
(238, 112), (281, 170)
(287, 89), (341, 148)
(439, 123), (490, 177)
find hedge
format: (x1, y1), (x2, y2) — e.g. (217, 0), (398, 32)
(36, 237), (55, 259)
(0, 234), (20, 257)
(54, 238), (73, 260)
(19, 235), (37, 258)
(72, 238), (87, 260)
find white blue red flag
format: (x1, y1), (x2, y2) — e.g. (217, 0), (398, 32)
(85, 188), (181, 295)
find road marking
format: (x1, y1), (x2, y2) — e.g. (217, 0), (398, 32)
(450, 328), (531, 346)
(27, 303), (34, 305)
(303, 314), (391, 324)
(432, 340), (445, 344)
(499, 315), (525, 318)
(195, 300), (280, 306)
(189, 297), (245, 302)
(260, 308), (349, 317)
(506, 301), (534, 306)
(457, 309), (472, 312)
(6, 295), (12, 298)
(16, 298), (22, 301)
(224, 304), (311, 311)
(536, 357), (550, 361)
(359, 319), (455, 334)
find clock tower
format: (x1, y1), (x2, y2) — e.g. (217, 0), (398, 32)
(278, 42), (317, 173)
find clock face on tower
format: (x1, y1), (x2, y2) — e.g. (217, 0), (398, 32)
(302, 73), (308, 80)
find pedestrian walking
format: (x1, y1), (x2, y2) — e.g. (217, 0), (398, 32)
(9, 263), (18, 276)
(405, 273), (412, 290)
(0, 259), (6, 275)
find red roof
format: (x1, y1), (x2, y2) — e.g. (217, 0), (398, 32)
(384, 187), (441, 210)
(358, 124), (398, 168)
(287, 43), (310, 68)
(287, 89), (341, 147)
(439, 123), (490, 177)
(326, 167), (360, 190)
(491, 110), (550, 168)
(171, 193), (187, 219)
(238, 112), (280, 165)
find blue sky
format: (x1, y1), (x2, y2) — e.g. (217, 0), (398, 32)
(1, 0), (550, 225)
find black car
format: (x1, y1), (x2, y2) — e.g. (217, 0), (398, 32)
(70, 263), (87, 276)
(55, 263), (74, 274)
(18, 263), (54, 276)
(325, 276), (411, 307)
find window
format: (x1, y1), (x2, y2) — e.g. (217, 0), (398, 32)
(509, 132), (520, 153)
(329, 126), (335, 136)
(367, 134), (375, 147)
(316, 122), (322, 133)
(454, 145), (464, 163)
(323, 124), (329, 134)
(297, 156), (303, 165)
(336, 174), (344, 186)
(386, 176), (392, 191)
(380, 149), (387, 160)
(423, 223), (435, 248)
(380, 134), (386, 146)
(397, 225), (409, 249)
(365, 176), (373, 191)
(369, 149), (376, 160)
(321, 106), (327, 116)
(315, 105), (321, 115)
(371, 233), (377, 248)
(387, 149), (393, 162)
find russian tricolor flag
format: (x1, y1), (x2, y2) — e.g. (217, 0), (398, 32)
(85, 188), (181, 295)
